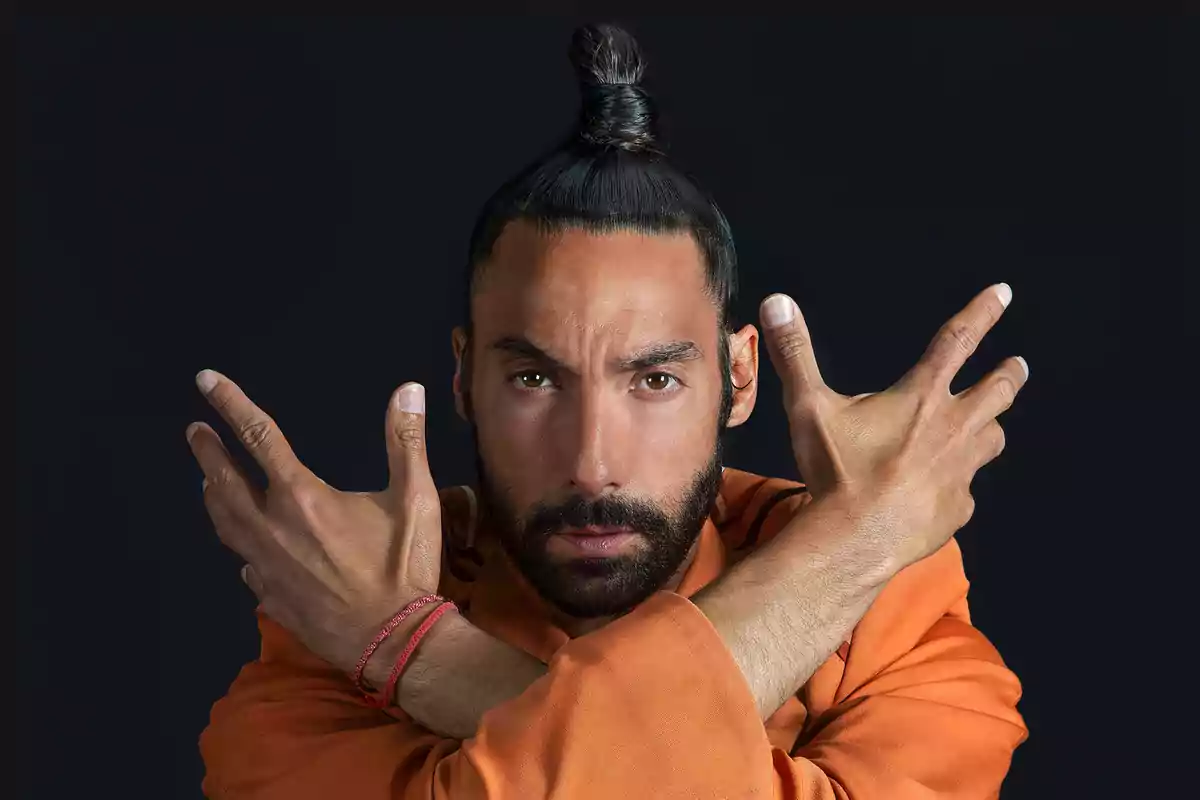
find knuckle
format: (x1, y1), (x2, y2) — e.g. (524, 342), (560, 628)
(995, 376), (1016, 408)
(209, 467), (237, 488)
(991, 423), (1006, 455)
(943, 322), (980, 356)
(913, 391), (941, 424)
(950, 491), (979, 527)
(294, 482), (321, 513)
(290, 483), (321, 516)
(396, 425), (425, 451)
(774, 329), (811, 363)
(238, 418), (274, 450)
(787, 392), (820, 422)
(958, 493), (977, 527)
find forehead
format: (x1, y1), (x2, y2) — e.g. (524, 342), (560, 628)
(472, 221), (718, 349)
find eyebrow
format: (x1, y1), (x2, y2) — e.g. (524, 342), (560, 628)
(491, 336), (704, 373)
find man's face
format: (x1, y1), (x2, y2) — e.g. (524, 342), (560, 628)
(457, 221), (755, 619)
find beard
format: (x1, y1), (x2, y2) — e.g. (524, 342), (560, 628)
(473, 435), (725, 620)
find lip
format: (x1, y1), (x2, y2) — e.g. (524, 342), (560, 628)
(548, 530), (640, 557)
(559, 526), (634, 537)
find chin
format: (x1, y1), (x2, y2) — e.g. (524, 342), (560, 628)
(530, 551), (670, 619)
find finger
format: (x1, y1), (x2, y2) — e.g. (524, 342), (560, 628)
(759, 294), (830, 412)
(202, 483), (266, 562)
(971, 420), (1006, 471)
(187, 422), (262, 513)
(187, 422), (265, 558)
(385, 383), (437, 503)
(195, 369), (306, 485)
(241, 564), (266, 599)
(957, 356), (1029, 432)
(905, 283), (1012, 393)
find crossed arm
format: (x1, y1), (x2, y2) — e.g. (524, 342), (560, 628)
(196, 285), (1029, 797)
(200, 499), (1026, 800)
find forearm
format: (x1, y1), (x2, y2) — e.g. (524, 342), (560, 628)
(364, 608), (548, 739)
(369, 489), (903, 736)
(347, 592), (778, 798)
(693, 489), (901, 720)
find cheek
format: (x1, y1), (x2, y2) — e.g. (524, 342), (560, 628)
(482, 412), (554, 474)
(472, 385), (559, 504)
(629, 383), (722, 497)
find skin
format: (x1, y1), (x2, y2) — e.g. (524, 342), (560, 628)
(451, 220), (758, 635)
(186, 224), (1028, 739)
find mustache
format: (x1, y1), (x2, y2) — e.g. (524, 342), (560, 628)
(523, 493), (673, 539)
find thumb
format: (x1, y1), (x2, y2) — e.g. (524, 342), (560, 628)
(386, 383), (436, 501)
(759, 294), (829, 409)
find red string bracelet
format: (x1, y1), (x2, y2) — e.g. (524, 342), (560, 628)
(367, 599), (458, 710)
(351, 594), (442, 694)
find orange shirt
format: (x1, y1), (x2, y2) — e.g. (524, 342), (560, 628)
(200, 468), (1027, 798)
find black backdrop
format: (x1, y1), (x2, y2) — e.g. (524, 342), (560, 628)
(17, 17), (1172, 799)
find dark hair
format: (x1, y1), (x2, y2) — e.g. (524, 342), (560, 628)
(462, 23), (740, 424)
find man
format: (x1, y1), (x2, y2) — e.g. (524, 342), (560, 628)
(191, 24), (1028, 799)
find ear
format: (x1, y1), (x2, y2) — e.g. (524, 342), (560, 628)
(725, 323), (759, 428)
(451, 327), (470, 422)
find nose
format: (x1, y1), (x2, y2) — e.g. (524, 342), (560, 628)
(566, 387), (622, 497)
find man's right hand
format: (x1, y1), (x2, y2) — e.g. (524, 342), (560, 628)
(186, 372), (446, 680)
(758, 283), (1028, 570)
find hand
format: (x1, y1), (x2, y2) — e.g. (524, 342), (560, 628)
(758, 283), (1028, 569)
(185, 370), (443, 674)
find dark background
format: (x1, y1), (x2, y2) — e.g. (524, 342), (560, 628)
(17, 17), (1177, 799)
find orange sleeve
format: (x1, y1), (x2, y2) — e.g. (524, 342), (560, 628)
(200, 591), (780, 799)
(202, 475), (1025, 799)
(779, 540), (1028, 799)
(720, 476), (1027, 798)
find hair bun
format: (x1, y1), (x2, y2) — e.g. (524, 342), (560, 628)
(569, 23), (660, 153)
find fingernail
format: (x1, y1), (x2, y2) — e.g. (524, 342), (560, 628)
(196, 370), (219, 395)
(1015, 356), (1029, 379)
(186, 423), (200, 443)
(995, 283), (1012, 308)
(761, 294), (797, 328)
(397, 383), (425, 414)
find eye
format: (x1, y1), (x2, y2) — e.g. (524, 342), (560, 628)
(640, 372), (680, 392)
(511, 370), (553, 390)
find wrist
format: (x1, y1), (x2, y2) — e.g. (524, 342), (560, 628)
(751, 486), (904, 588)
(815, 483), (928, 576)
(396, 610), (547, 739)
(360, 600), (456, 693)
(694, 488), (901, 719)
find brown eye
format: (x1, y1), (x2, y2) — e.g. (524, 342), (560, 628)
(516, 371), (549, 389)
(642, 373), (677, 391)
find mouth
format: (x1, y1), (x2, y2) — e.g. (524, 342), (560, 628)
(559, 525), (634, 536)
(547, 527), (641, 557)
